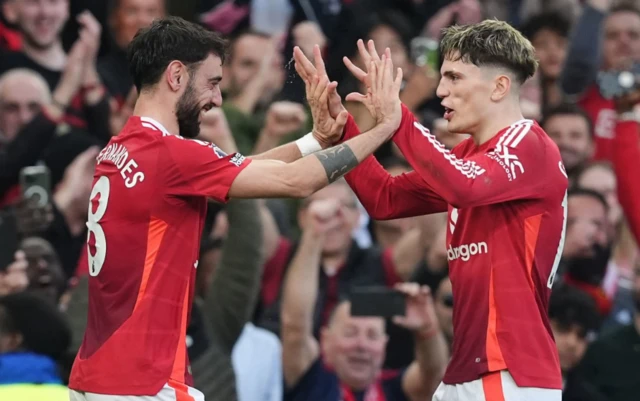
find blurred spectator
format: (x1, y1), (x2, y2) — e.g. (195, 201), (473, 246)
(547, 284), (601, 387)
(561, 188), (613, 316)
(564, 262), (640, 401)
(561, 0), (640, 161)
(541, 103), (594, 182)
(0, 64), (101, 205)
(575, 162), (621, 229)
(258, 180), (432, 371)
(190, 199), (275, 401)
(98, 0), (165, 105)
(520, 12), (570, 108)
(20, 236), (65, 303)
(0, 0), (21, 51)
(0, 1), (110, 131)
(433, 275), (453, 351)
(280, 196), (448, 400)
(0, 291), (70, 400)
(0, 250), (28, 296)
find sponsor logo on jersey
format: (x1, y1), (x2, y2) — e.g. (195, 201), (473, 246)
(447, 242), (488, 261)
(487, 121), (532, 181)
(229, 153), (246, 167)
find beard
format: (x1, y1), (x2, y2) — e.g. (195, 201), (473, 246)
(176, 79), (201, 139)
(565, 244), (612, 286)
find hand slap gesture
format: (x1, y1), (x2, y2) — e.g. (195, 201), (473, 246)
(344, 40), (403, 130)
(293, 45), (348, 148)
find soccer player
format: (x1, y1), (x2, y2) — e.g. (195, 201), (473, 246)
(295, 20), (568, 401)
(68, 17), (404, 401)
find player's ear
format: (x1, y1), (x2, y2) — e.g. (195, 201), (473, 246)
(166, 61), (186, 92)
(490, 74), (511, 102)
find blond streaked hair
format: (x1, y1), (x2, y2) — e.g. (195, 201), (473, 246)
(440, 19), (538, 85)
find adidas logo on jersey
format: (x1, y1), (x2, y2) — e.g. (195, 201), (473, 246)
(447, 242), (488, 262)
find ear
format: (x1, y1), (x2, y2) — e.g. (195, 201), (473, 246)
(491, 74), (511, 102)
(166, 61), (187, 92)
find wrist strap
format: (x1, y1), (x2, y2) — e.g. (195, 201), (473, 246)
(295, 132), (323, 156)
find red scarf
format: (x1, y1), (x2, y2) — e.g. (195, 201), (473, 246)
(340, 381), (386, 401)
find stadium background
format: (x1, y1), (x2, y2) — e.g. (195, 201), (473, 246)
(0, 0), (639, 400)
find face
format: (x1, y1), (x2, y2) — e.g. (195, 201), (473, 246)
(577, 165), (621, 227)
(22, 240), (65, 303)
(531, 29), (567, 79)
(544, 114), (593, 174)
(111, 0), (165, 49)
(567, 195), (609, 253)
(225, 34), (284, 102)
(433, 117), (469, 149)
(0, 74), (49, 141)
(176, 54), (223, 138)
(436, 57), (496, 135)
(321, 303), (387, 390)
(435, 277), (453, 341)
(367, 25), (411, 73)
(550, 320), (588, 372)
(298, 182), (360, 255)
(12, 0), (69, 49)
(602, 11), (640, 70)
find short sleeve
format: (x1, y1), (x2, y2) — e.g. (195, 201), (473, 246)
(162, 135), (251, 202)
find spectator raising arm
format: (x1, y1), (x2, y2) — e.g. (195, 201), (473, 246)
(192, 199), (265, 401)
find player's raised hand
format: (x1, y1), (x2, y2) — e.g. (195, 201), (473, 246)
(392, 283), (440, 336)
(294, 45), (348, 148)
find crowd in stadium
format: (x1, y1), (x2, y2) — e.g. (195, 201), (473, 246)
(0, 0), (639, 400)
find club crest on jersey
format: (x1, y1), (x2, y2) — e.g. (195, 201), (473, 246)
(212, 145), (227, 159)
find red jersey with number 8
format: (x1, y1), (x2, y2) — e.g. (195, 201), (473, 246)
(69, 116), (250, 395)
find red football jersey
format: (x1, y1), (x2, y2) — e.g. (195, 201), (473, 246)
(341, 106), (566, 389)
(68, 116), (250, 395)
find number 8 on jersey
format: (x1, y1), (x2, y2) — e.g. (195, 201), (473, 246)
(87, 176), (110, 276)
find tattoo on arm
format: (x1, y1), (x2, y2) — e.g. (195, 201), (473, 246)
(314, 144), (359, 183)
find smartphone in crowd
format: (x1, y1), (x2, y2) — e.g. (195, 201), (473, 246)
(19, 165), (51, 208)
(411, 37), (440, 71)
(596, 62), (640, 100)
(0, 209), (19, 270)
(350, 286), (406, 318)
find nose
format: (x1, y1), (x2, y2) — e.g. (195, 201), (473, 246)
(212, 86), (222, 108)
(435, 78), (447, 99)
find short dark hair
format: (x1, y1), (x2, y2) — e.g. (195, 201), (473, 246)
(549, 284), (601, 338)
(127, 16), (227, 92)
(440, 19), (538, 84)
(568, 187), (609, 212)
(540, 102), (594, 136)
(0, 292), (71, 359)
(609, 2), (640, 18)
(520, 12), (571, 41)
(226, 29), (271, 62)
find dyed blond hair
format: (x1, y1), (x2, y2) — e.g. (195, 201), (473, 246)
(440, 19), (538, 85)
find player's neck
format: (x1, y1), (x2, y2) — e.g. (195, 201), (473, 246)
(472, 103), (525, 146)
(133, 94), (180, 135)
(22, 39), (66, 71)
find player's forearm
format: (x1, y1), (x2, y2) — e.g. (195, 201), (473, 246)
(251, 141), (303, 163)
(205, 199), (264, 351)
(281, 230), (323, 337)
(290, 122), (395, 197)
(613, 120), (640, 243)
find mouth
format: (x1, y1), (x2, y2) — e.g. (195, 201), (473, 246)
(443, 106), (454, 121)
